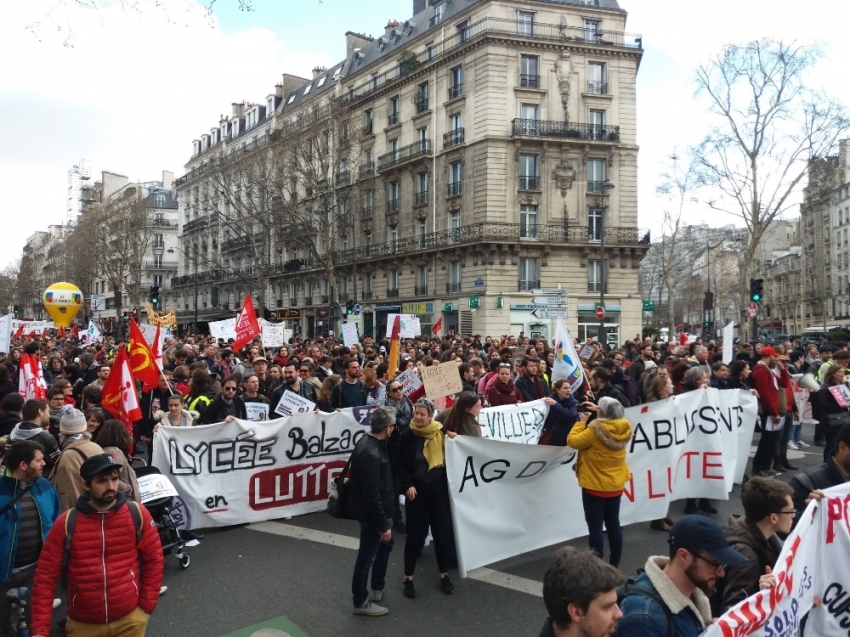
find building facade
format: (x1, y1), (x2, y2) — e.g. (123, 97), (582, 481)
(173, 0), (646, 342)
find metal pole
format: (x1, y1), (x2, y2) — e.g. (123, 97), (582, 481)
(599, 207), (605, 344)
(194, 256), (198, 330)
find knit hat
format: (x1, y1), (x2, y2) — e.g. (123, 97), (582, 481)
(60, 409), (87, 435)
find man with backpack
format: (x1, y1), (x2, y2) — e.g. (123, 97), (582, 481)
(49, 409), (104, 511)
(614, 515), (746, 637)
(30, 454), (164, 637)
(329, 359), (368, 410)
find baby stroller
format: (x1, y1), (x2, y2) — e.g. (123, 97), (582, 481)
(134, 463), (191, 570)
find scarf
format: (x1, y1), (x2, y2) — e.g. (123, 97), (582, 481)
(411, 420), (445, 470)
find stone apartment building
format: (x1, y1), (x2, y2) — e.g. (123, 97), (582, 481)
(173, 0), (645, 342)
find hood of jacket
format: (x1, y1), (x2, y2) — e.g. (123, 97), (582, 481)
(154, 409), (198, 425)
(644, 556), (712, 628)
(10, 421), (44, 441)
(587, 418), (632, 450)
(75, 489), (128, 515)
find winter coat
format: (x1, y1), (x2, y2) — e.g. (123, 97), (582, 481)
(567, 417), (632, 493)
(595, 382), (630, 409)
(153, 409), (198, 428)
(750, 362), (784, 418)
(515, 374), (549, 403)
(199, 395), (248, 424)
(0, 411), (21, 438)
(50, 437), (105, 512)
(30, 492), (164, 635)
(485, 378), (523, 407)
(0, 469), (61, 583)
(717, 515), (782, 614)
(396, 426), (448, 489)
(345, 434), (393, 532)
(10, 422), (60, 472)
(790, 456), (849, 522)
(540, 395), (579, 446)
(0, 380), (16, 403)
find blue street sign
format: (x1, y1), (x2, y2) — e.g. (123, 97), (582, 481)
(354, 304), (361, 316)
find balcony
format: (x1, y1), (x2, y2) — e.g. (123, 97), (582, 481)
(416, 98), (429, 113)
(144, 260), (178, 270)
(378, 140), (432, 171)
(362, 290), (374, 300)
(588, 282), (609, 293)
(361, 207), (373, 220)
(359, 162), (374, 179)
(446, 282), (462, 294)
(304, 297), (313, 305)
(387, 288), (399, 297)
(586, 81), (608, 95)
(321, 295), (329, 304)
(447, 181), (463, 197)
(519, 176), (540, 190)
(448, 84), (464, 100)
(183, 216), (209, 233)
(415, 285), (428, 297)
(511, 119), (620, 142)
(520, 74), (540, 88)
(444, 128), (465, 149)
(289, 297), (298, 307)
(387, 112), (400, 126)
(587, 181), (608, 194)
(338, 293), (350, 303)
(520, 223), (540, 239)
(363, 121), (373, 135)
(336, 170), (350, 186)
(415, 191), (429, 206)
(518, 279), (540, 292)
(387, 199), (399, 212)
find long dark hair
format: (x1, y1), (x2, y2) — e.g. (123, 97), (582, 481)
(92, 419), (133, 454)
(442, 391), (481, 434)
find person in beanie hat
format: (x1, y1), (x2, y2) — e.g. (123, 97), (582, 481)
(48, 409), (104, 511)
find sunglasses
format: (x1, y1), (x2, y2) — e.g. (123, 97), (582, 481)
(389, 386), (403, 392)
(223, 387), (238, 392)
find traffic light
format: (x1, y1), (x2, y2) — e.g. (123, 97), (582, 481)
(703, 320), (710, 329)
(346, 299), (354, 315)
(13, 305), (19, 316)
(749, 278), (764, 303)
(122, 311), (129, 321)
(150, 286), (160, 307)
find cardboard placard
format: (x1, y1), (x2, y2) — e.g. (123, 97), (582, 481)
(274, 390), (317, 417)
(422, 363), (463, 399)
(395, 368), (423, 397)
(828, 384), (850, 408)
(385, 314), (421, 338)
(578, 344), (595, 362)
(245, 402), (270, 421)
(341, 322), (359, 348)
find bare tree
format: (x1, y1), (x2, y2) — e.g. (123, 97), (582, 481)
(693, 39), (850, 322)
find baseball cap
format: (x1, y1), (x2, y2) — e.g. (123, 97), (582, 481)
(80, 453), (123, 480)
(252, 356), (268, 364)
(668, 515), (746, 566)
(775, 354), (790, 362)
(760, 346), (778, 357)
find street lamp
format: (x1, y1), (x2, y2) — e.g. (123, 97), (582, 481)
(597, 180), (616, 345)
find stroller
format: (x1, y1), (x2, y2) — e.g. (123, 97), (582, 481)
(133, 464), (191, 570)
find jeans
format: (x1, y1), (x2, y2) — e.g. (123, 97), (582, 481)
(789, 422), (802, 443)
(351, 520), (394, 607)
(753, 414), (782, 472)
(778, 415), (791, 455)
(581, 490), (623, 565)
(824, 430), (839, 462)
(404, 480), (454, 577)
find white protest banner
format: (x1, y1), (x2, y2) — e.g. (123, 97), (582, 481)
(262, 323), (285, 348)
(0, 314), (12, 354)
(422, 363), (463, 399)
(705, 482), (850, 637)
(284, 329), (293, 344)
(478, 399), (550, 444)
(341, 322), (359, 348)
(791, 373), (817, 424)
(209, 318), (236, 341)
(138, 323), (168, 354)
(723, 321), (735, 363)
(385, 314), (420, 338)
(12, 320), (53, 335)
(395, 368), (422, 398)
(274, 390), (317, 417)
(447, 388), (758, 576)
(151, 411), (372, 528)
(245, 402), (270, 421)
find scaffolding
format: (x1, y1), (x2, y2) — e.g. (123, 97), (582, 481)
(67, 160), (91, 226)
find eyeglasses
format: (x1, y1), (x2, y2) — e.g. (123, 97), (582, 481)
(390, 386), (403, 392)
(695, 552), (726, 574)
(222, 387), (237, 392)
(774, 509), (796, 517)
(299, 369), (310, 374)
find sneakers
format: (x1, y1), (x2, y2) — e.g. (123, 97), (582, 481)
(370, 590), (383, 602)
(754, 469), (781, 478)
(787, 441), (799, 451)
(53, 598), (62, 609)
(403, 578), (416, 598)
(814, 439), (826, 447)
(440, 575), (454, 595)
(796, 440), (810, 448)
(159, 586), (168, 596)
(353, 600), (389, 616)
(649, 519), (672, 532)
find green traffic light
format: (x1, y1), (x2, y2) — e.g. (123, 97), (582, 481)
(752, 294), (762, 302)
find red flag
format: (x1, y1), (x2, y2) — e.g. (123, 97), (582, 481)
(679, 331), (688, 346)
(128, 318), (160, 392)
(71, 324), (80, 339)
(152, 323), (163, 371)
(12, 326), (23, 340)
(58, 326), (66, 337)
(17, 353), (47, 400)
(101, 346), (142, 433)
(233, 293), (261, 352)
(432, 315), (443, 336)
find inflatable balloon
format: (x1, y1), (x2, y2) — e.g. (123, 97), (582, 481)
(43, 282), (83, 328)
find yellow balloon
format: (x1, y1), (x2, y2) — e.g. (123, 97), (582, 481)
(43, 282), (83, 328)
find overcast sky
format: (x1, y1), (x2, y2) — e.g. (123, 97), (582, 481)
(2, 0), (849, 270)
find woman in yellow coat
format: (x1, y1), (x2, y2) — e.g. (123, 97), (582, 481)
(567, 396), (632, 568)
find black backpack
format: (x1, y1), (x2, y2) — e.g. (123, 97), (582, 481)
(616, 572), (675, 637)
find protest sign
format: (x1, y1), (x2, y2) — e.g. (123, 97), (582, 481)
(422, 363), (463, 399)
(0, 314), (11, 354)
(578, 343), (595, 362)
(341, 322), (359, 348)
(138, 323), (169, 354)
(284, 328), (293, 344)
(152, 411), (371, 528)
(395, 368), (422, 397)
(478, 399), (549, 444)
(245, 402), (270, 421)
(209, 318), (236, 341)
(262, 323), (285, 348)
(137, 473), (180, 503)
(829, 384), (850, 408)
(446, 388), (758, 576)
(274, 390), (317, 417)
(723, 321), (735, 363)
(705, 482), (850, 637)
(791, 374), (817, 424)
(385, 314), (420, 338)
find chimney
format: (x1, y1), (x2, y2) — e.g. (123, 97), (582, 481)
(412, 0), (427, 15)
(345, 31), (374, 59)
(232, 102), (246, 118)
(385, 19), (400, 35)
(312, 66), (327, 79)
(281, 73), (310, 97)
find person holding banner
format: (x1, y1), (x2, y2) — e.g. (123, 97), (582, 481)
(813, 364), (850, 462)
(568, 397), (632, 568)
(199, 377), (246, 425)
(398, 398), (458, 598)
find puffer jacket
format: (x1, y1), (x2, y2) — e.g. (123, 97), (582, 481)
(567, 417), (632, 493)
(30, 492), (164, 635)
(50, 437), (105, 512)
(0, 470), (61, 583)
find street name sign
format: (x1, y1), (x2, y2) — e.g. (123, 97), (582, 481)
(531, 296), (569, 305)
(530, 288), (567, 295)
(532, 308), (567, 319)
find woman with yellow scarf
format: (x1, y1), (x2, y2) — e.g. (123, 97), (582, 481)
(397, 398), (458, 599)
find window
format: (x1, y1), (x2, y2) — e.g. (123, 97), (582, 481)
(449, 161), (463, 196)
(432, 3), (444, 25)
(517, 11), (535, 36)
(425, 42), (435, 60)
(155, 194), (166, 208)
(388, 97), (400, 125)
(588, 208), (604, 241)
(287, 92), (296, 104)
(519, 103), (540, 134)
(390, 138), (400, 162)
(418, 127), (428, 151)
(416, 172), (429, 205)
(587, 62), (607, 94)
(267, 97), (275, 113)
(448, 210), (460, 242)
(388, 181), (399, 211)
(589, 109), (606, 139)
(520, 204), (539, 239)
(232, 119), (240, 136)
(448, 261), (461, 291)
(153, 275), (163, 288)
(587, 159), (606, 192)
(153, 254), (163, 268)
(378, 37), (386, 51)
(417, 219), (427, 248)
(364, 109), (373, 134)
(519, 154), (539, 190)
(388, 269), (399, 290)
(519, 258), (539, 290)
(305, 281), (313, 299)
(588, 259), (604, 292)
(457, 20), (469, 43)
(303, 83), (313, 95)
(154, 233), (164, 248)
(363, 190), (374, 216)
(416, 82), (429, 112)
(416, 265), (428, 294)
(388, 226), (399, 252)
(520, 55), (540, 88)
(583, 19), (601, 43)
(449, 67), (463, 99)
(317, 75), (327, 88)
(371, 74), (379, 90)
(220, 123), (228, 139)
(340, 278), (349, 294)
(451, 113), (462, 131)
(364, 273), (374, 294)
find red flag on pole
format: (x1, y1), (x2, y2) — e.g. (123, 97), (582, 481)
(432, 315), (443, 336)
(233, 293), (261, 352)
(152, 323), (163, 371)
(18, 353), (47, 400)
(12, 326), (23, 340)
(679, 331), (688, 346)
(101, 346), (143, 434)
(128, 318), (160, 393)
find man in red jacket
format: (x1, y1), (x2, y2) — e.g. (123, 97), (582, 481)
(749, 346), (787, 478)
(30, 454), (163, 637)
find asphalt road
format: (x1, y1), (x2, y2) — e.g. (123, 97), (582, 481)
(44, 436), (826, 637)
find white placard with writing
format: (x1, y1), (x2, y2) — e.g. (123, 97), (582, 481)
(385, 314), (420, 338)
(245, 402), (270, 422)
(395, 368), (423, 398)
(274, 390), (317, 417)
(262, 323), (285, 348)
(341, 322), (359, 348)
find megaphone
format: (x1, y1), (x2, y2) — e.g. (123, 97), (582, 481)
(799, 373), (821, 392)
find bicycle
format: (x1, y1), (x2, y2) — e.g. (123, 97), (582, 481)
(6, 586), (31, 637)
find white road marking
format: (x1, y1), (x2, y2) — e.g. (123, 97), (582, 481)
(246, 522), (543, 597)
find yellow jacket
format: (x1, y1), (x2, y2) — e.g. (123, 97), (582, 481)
(567, 417), (632, 493)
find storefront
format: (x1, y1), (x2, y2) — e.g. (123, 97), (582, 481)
(315, 308), (329, 339)
(442, 303), (459, 336)
(375, 303), (402, 340)
(269, 309), (302, 337)
(577, 304), (620, 345)
(402, 302), (435, 338)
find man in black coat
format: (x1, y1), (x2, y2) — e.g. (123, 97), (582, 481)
(515, 356), (550, 403)
(346, 407), (396, 616)
(789, 423), (850, 523)
(587, 368), (629, 409)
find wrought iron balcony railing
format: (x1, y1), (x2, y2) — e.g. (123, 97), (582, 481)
(443, 128), (465, 149)
(446, 282), (462, 293)
(415, 191), (428, 206)
(511, 119), (620, 142)
(378, 140), (432, 171)
(586, 81), (608, 95)
(448, 84), (464, 100)
(359, 162), (374, 179)
(520, 74), (540, 88)
(447, 182), (463, 197)
(415, 285), (428, 297)
(519, 176), (540, 190)
(518, 279), (540, 291)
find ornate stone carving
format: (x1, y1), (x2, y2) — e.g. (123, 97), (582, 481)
(552, 159), (576, 197)
(555, 49), (573, 122)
